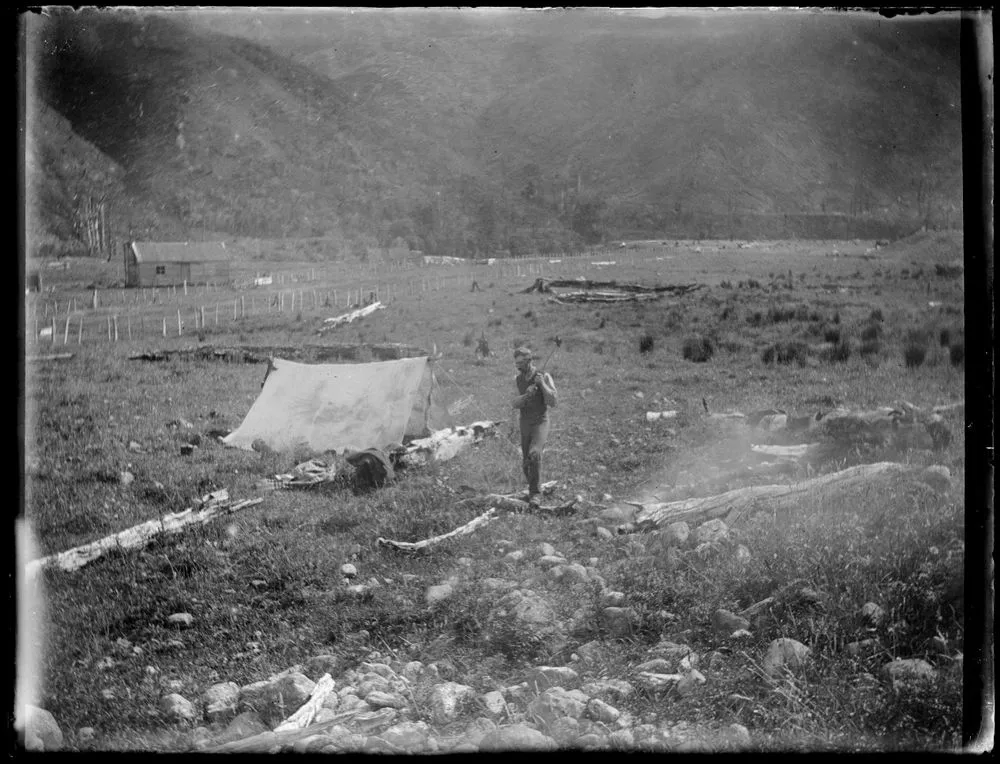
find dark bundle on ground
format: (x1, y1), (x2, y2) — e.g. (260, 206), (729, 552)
(639, 333), (654, 354)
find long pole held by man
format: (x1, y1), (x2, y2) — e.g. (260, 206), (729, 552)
(511, 346), (558, 505)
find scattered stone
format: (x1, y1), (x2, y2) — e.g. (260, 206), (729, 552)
(429, 682), (476, 725)
(362, 735), (405, 754)
(883, 658), (937, 690)
(636, 672), (684, 690)
(587, 698), (621, 724)
(365, 690), (408, 710)
(846, 639), (880, 657)
(290, 734), (340, 754)
(575, 641), (604, 664)
(479, 724), (558, 752)
(538, 554), (569, 568)
(762, 638), (811, 679)
(128, 440), (143, 452)
(860, 602), (885, 625)
(77, 727), (96, 745)
(598, 505), (637, 525)
(526, 666), (580, 692)
(735, 544), (752, 562)
(711, 609), (750, 635)
(504, 550), (526, 562)
(401, 661), (425, 685)
(539, 542), (557, 556)
(636, 658), (675, 674)
(663, 521), (690, 548)
(119, 471), (135, 486)
(425, 581), (455, 605)
(676, 669), (707, 696)
(581, 679), (635, 703)
(340, 563), (358, 578)
(304, 654), (342, 680)
(601, 607), (639, 638)
(527, 688), (588, 725)
(256, 672), (316, 724)
(510, 592), (557, 626)
(727, 723), (751, 747)
(22, 706), (63, 752)
(481, 577), (515, 592)
(557, 563), (590, 584)
(202, 681), (240, 724)
(576, 732), (608, 750)
(355, 708), (399, 733)
(167, 612), (194, 628)
(609, 729), (635, 749)
(462, 717), (498, 747)
(480, 690), (508, 720)
(596, 526), (614, 540)
(546, 716), (582, 746)
(693, 518), (729, 545)
(380, 721), (432, 751)
(160, 693), (198, 723)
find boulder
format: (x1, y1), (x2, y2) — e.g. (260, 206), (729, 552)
(167, 612), (194, 628)
(676, 669), (707, 696)
(429, 682), (476, 725)
(860, 602), (885, 625)
(354, 708), (398, 733)
(587, 698), (621, 724)
(159, 693), (198, 724)
(693, 518), (729, 545)
(202, 681), (240, 724)
(600, 590), (626, 608)
(340, 563), (358, 578)
(526, 666), (580, 692)
(762, 638), (811, 679)
(22, 706), (63, 751)
(882, 658), (937, 690)
(462, 717), (498, 746)
(379, 721), (432, 751)
(575, 640), (605, 664)
(365, 691), (408, 710)
(479, 724), (558, 752)
(600, 607), (639, 638)
(546, 716), (582, 747)
(255, 672), (316, 725)
(527, 688), (587, 725)
(580, 679), (636, 703)
(425, 581), (455, 605)
(539, 542), (557, 556)
(662, 521), (690, 548)
(304, 654), (342, 680)
(480, 690), (508, 720)
(711, 609), (750, 636)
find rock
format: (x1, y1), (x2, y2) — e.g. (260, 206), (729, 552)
(596, 526), (614, 540)
(883, 658), (937, 690)
(479, 724), (558, 752)
(600, 590), (626, 608)
(711, 609), (750, 635)
(160, 693), (198, 723)
(340, 563), (358, 578)
(128, 440), (143, 452)
(428, 682), (476, 725)
(601, 607), (639, 638)
(425, 582), (455, 605)
(202, 681), (240, 724)
(599, 505), (637, 525)
(22, 706), (63, 751)
(504, 550), (526, 562)
(526, 666), (580, 692)
(290, 734), (340, 754)
(450, 741), (480, 753)
(167, 612), (194, 628)
(401, 661), (425, 685)
(77, 727), (96, 744)
(587, 698), (621, 724)
(676, 669), (707, 696)
(636, 658), (675, 674)
(636, 672), (684, 690)
(581, 679), (636, 703)
(360, 661), (400, 680)
(527, 688), (587, 725)
(539, 542), (557, 556)
(480, 690), (508, 720)
(735, 544), (752, 562)
(510, 592), (557, 626)
(763, 638), (811, 679)
(693, 518), (729, 545)
(609, 729), (635, 749)
(119, 471), (135, 486)
(860, 602), (885, 625)
(180, 443), (197, 456)
(481, 577), (515, 593)
(365, 691), (408, 710)
(577, 732), (608, 749)
(257, 672), (316, 724)
(919, 464), (952, 491)
(575, 640), (604, 664)
(704, 651), (727, 671)
(546, 716), (582, 746)
(462, 717), (498, 746)
(362, 735), (405, 754)
(355, 708), (398, 733)
(538, 554), (569, 568)
(662, 521), (690, 548)
(555, 563), (589, 584)
(304, 654), (342, 680)
(380, 721), (432, 750)
(727, 723), (752, 747)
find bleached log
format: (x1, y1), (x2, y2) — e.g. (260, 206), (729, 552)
(402, 421), (499, 464)
(453, 489), (578, 516)
(27, 353), (74, 362)
(273, 674), (336, 732)
(320, 301), (385, 330)
(25, 491), (263, 577)
(523, 277), (704, 296)
(749, 444), (820, 460)
(378, 508), (499, 552)
(204, 707), (367, 753)
(130, 342), (428, 364)
(631, 462), (909, 530)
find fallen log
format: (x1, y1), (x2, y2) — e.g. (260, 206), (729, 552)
(628, 462), (916, 530)
(378, 508), (499, 553)
(523, 277), (705, 296)
(203, 706), (366, 753)
(273, 674), (336, 732)
(27, 352), (74, 362)
(453, 490), (578, 516)
(549, 291), (663, 304)
(749, 444), (820, 461)
(318, 301), (385, 332)
(25, 490), (263, 577)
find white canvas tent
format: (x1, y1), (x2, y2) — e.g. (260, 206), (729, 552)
(223, 356), (452, 454)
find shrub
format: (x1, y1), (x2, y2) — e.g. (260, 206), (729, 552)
(462, 330), (475, 347)
(824, 327), (842, 343)
(747, 311), (763, 327)
(938, 328), (952, 347)
(682, 336), (714, 362)
(823, 338), (851, 363)
(861, 324), (882, 342)
(762, 341), (808, 366)
(860, 339), (882, 358)
(720, 305), (734, 321)
(720, 280), (733, 289)
(949, 342), (964, 367)
(904, 341), (928, 368)
(833, 311), (841, 324)
(639, 333), (654, 354)
(869, 308), (884, 322)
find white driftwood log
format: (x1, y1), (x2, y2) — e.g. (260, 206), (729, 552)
(204, 707), (367, 753)
(630, 462), (909, 530)
(402, 421), (499, 464)
(321, 301), (385, 329)
(378, 508), (499, 552)
(25, 491), (263, 577)
(273, 674), (336, 732)
(749, 443), (820, 460)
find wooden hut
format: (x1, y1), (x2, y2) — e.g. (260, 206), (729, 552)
(124, 241), (231, 288)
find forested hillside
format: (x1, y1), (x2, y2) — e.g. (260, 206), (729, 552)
(24, 8), (963, 258)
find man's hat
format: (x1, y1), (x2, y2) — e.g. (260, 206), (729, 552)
(513, 346), (533, 359)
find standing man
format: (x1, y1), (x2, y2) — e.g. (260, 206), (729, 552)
(512, 346), (558, 505)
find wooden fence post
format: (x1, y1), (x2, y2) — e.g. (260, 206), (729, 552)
(63, 315), (70, 345)
(106, 316), (112, 342)
(177, 309), (182, 336)
(77, 317), (83, 344)
(201, 305), (206, 329)
(215, 303), (219, 326)
(113, 315), (119, 342)
(234, 299), (239, 320)
(162, 318), (167, 337)
(241, 296), (246, 318)
(183, 280), (188, 296)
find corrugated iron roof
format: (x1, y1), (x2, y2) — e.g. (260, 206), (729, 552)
(130, 241), (230, 264)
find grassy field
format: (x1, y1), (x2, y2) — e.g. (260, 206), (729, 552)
(22, 231), (967, 751)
